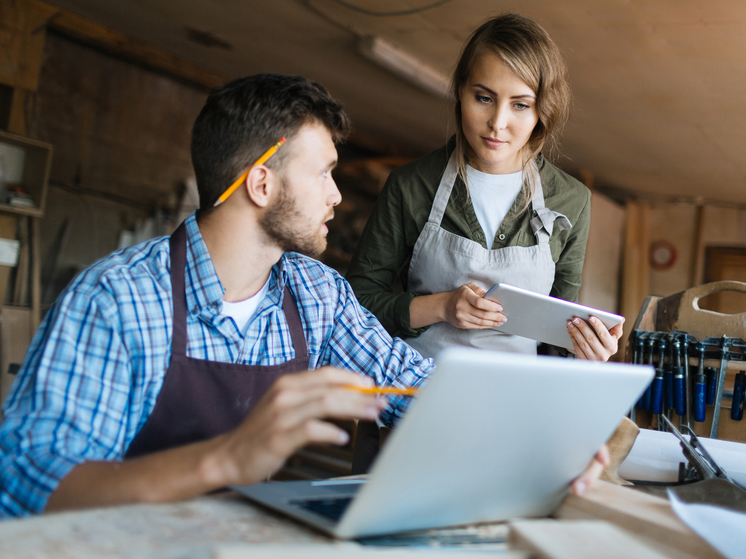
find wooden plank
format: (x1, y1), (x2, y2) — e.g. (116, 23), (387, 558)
(0, 0), (54, 91)
(553, 481), (721, 559)
(509, 519), (668, 559)
(218, 545), (527, 559)
(30, 216), (40, 330)
(0, 305), (32, 413)
(619, 200), (650, 363)
(38, 2), (229, 91)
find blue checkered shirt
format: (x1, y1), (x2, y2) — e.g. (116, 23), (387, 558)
(0, 214), (433, 517)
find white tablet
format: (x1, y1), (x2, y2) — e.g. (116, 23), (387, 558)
(483, 282), (624, 351)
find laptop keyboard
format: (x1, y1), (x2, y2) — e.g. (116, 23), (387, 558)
(292, 497), (353, 521)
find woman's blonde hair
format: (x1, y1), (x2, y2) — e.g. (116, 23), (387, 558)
(451, 14), (571, 216)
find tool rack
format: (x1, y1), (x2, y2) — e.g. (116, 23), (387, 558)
(626, 281), (746, 442)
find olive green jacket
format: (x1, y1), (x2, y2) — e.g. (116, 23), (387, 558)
(347, 141), (591, 339)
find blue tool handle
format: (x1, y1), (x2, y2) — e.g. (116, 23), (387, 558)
(731, 372), (745, 421)
(664, 367), (674, 410)
(640, 382), (652, 411)
(693, 373), (706, 422)
(705, 367), (717, 406)
(673, 368), (686, 416)
(651, 372), (664, 414)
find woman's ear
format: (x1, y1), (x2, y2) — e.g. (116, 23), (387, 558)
(244, 165), (274, 208)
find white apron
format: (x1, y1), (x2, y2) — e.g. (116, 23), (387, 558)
(404, 152), (571, 359)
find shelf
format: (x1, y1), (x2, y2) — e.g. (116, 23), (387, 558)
(0, 129), (53, 218)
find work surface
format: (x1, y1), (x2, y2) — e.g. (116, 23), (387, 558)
(0, 491), (519, 559)
(0, 482), (722, 559)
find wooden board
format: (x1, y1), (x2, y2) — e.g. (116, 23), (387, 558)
(553, 481), (721, 559)
(509, 519), (668, 559)
(0, 305), (33, 415)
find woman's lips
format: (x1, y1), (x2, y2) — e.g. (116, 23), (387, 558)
(482, 136), (506, 149)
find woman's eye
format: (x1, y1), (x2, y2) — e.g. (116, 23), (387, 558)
(321, 171), (330, 179)
(514, 103), (530, 111)
(476, 94), (491, 104)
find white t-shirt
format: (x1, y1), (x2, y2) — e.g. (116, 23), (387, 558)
(220, 277), (271, 334)
(466, 165), (523, 247)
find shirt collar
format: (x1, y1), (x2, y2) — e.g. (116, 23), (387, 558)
(181, 213), (289, 319)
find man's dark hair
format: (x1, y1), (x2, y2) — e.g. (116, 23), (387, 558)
(191, 73), (351, 209)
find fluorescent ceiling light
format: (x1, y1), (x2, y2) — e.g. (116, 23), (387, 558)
(358, 35), (450, 98)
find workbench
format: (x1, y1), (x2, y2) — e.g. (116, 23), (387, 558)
(0, 481), (723, 559)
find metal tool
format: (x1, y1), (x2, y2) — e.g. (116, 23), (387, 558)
(693, 370), (706, 422)
(732, 371), (745, 421)
(651, 339), (666, 418)
(705, 366), (717, 406)
(680, 333), (693, 430)
(660, 414), (744, 490)
(641, 336), (657, 411)
(673, 338), (686, 417)
(710, 336), (730, 439)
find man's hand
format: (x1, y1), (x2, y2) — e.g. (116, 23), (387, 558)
(570, 444), (610, 495)
(567, 316), (624, 361)
(207, 367), (388, 487)
(47, 367), (387, 512)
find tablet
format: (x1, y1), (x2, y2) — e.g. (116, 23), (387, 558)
(483, 282), (624, 351)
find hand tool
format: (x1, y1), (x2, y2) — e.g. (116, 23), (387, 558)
(705, 366), (717, 406)
(660, 414), (745, 490)
(731, 371), (745, 421)
(651, 339), (666, 418)
(673, 339), (686, 417)
(641, 336), (656, 411)
(710, 336), (730, 439)
(663, 338), (674, 412)
(680, 333), (693, 430)
(693, 370), (706, 422)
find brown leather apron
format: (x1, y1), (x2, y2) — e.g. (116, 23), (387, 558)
(125, 222), (310, 458)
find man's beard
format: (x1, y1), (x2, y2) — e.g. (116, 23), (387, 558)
(259, 178), (329, 257)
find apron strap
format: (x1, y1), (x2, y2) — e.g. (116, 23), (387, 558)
(282, 286), (308, 359)
(528, 160), (572, 243)
(169, 222), (189, 358)
(169, 222), (309, 360)
(427, 152), (460, 226)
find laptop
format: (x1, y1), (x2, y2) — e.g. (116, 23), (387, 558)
(234, 347), (653, 539)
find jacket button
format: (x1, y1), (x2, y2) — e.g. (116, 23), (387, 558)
(498, 234), (506, 241)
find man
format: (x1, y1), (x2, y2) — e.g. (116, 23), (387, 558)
(0, 74), (606, 517)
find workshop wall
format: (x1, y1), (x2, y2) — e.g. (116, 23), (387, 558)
(648, 202), (746, 298)
(579, 192), (625, 313)
(34, 32), (207, 306)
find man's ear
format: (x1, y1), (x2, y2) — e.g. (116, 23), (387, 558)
(244, 165), (275, 208)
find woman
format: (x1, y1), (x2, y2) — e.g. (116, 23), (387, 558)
(347, 14), (623, 360)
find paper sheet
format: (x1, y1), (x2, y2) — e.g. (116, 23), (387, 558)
(669, 491), (746, 559)
(618, 428), (746, 486)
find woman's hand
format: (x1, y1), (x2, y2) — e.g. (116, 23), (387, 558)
(409, 283), (507, 330)
(567, 316), (624, 361)
(442, 282), (507, 329)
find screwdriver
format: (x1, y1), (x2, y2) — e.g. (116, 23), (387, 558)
(663, 340), (674, 412)
(693, 344), (707, 423)
(705, 366), (717, 407)
(673, 339), (686, 417)
(651, 340), (666, 416)
(732, 372), (745, 422)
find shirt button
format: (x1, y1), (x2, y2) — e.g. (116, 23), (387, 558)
(498, 234), (506, 241)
